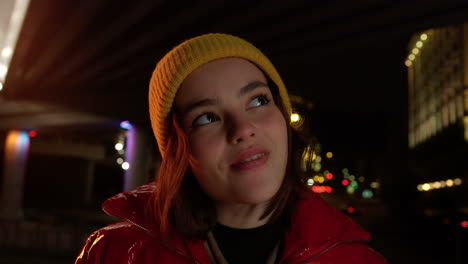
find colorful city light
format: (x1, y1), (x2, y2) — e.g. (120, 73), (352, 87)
(28, 130), (37, 138)
(461, 221), (468, 228)
(120, 120), (133, 130)
(346, 207), (356, 214)
(311, 186), (332, 193)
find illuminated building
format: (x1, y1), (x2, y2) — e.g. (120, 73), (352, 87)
(405, 23), (467, 211)
(406, 25), (468, 147)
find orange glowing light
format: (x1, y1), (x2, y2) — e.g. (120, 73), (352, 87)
(311, 185), (333, 193)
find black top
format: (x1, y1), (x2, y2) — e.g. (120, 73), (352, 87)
(212, 220), (284, 264)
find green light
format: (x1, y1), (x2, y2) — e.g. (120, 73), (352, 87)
(362, 189), (374, 199)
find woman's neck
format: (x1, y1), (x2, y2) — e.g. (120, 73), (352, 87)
(215, 202), (272, 228)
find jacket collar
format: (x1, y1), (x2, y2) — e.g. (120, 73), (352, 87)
(102, 183), (370, 263)
(102, 182), (155, 232)
(102, 183), (202, 261)
(280, 188), (371, 262)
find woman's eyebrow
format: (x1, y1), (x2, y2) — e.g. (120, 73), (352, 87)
(238, 80), (269, 98)
(181, 98), (219, 116)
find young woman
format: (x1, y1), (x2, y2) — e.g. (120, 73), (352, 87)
(75, 33), (387, 264)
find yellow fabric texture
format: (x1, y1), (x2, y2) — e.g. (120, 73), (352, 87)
(148, 33), (291, 157)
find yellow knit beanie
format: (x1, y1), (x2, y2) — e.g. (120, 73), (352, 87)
(148, 33), (291, 158)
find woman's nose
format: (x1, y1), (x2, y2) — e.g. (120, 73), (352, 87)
(227, 115), (256, 144)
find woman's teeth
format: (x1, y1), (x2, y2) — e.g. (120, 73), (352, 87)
(240, 153), (265, 163)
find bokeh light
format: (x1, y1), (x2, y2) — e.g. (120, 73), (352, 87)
(2, 47), (12, 58)
(446, 179), (454, 187)
(311, 185), (332, 193)
(346, 207), (356, 214)
(120, 120), (133, 130)
(422, 183), (430, 191)
(313, 163), (321, 172)
(362, 189), (374, 199)
(28, 130), (37, 138)
(417, 178), (463, 191)
(461, 221), (468, 228)
(115, 143), (124, 151)
(290, 113), (300, 122)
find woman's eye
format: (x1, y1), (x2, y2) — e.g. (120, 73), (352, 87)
(249, 95), (270, 108)
(192, 113), (219, 128)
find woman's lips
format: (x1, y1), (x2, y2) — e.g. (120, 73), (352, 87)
(231, 147), (270, 171)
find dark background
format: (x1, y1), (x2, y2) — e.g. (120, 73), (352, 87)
(1, 0), (468, 263)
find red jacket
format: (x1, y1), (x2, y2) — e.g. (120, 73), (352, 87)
(75, 184), (387, 263)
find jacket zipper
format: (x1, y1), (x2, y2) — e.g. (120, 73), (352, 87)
(102, 207), (201, 264)
(296, 238), (369, 264)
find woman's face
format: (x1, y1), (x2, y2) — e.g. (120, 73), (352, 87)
(175, 58), (288, 207)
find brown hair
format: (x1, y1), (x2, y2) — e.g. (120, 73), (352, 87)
(150, 79), (303, 239)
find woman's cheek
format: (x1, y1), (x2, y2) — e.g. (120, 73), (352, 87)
(189, 131), (221, 161)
